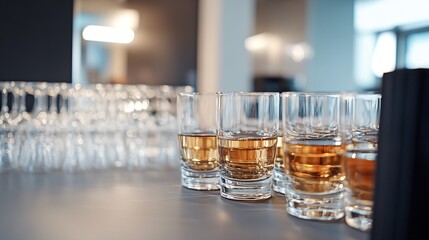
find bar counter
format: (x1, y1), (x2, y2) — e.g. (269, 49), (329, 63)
(0, 169), (368, 240)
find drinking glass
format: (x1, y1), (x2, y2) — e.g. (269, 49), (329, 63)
(177, 92), (219, 190)
(341, 93), (381, 231)
(282, 92), (344, 220)
(217, 92), (279, 200)
(0, 82), (14, 172)
(17, 82), (54, 173)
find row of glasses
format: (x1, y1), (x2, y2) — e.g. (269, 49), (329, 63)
(176, 91), (380, 232)
(177, 92), (279, 200)
(283, 92), (380, 231)
(0, 81), (193, 173)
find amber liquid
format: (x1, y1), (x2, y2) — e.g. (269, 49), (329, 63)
(218, 135), (277, 180)
(178, 133), (218, 171)
(284, 142), (345, 192)
(344, 151), (376, 201)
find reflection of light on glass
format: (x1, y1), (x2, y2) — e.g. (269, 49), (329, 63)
(82, 25), (135, 44)
(245, 33), (270, 51)
(371, 32), (396, 78)
(134, 101), (143, 111)
(124, 102), (135, 113)
(134, 99), (150, 111)
(141, 99), (149, 110)
(184, 86), (193, 92)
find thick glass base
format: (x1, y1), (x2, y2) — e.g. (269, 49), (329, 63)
(345, 204), (372, 231)
(285, 188), (344, 221)
(220, 175), (272, 201)
(272, 168), (286, 194)
(181, 165), (219, 190)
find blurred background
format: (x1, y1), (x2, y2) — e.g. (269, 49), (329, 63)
(1, 0), (429, 93)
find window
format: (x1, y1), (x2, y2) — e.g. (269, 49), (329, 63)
(406, 30), (429, 68)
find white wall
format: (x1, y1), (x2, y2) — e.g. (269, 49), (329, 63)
(306, 0), (356, 91)
(197, 0), (255, 92)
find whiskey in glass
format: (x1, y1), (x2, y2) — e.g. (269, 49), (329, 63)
(178, 133), (218, 171)
(341, 93), (381, 231)
(282, 92), (345, 220)
(218, 135), (277, 180)
(217, 92), (279, 200)
(177, 93), (219, 190)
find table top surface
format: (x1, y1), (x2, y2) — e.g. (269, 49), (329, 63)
(0, 169), (369, 240)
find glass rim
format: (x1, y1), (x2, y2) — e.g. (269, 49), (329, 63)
(281, 91), (342, 97)
(341, 92), (381, 98)
(217, 91), (279, 96)
(177, 92), (218, 97)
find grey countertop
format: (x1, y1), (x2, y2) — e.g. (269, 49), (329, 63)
(0, 169), (368, 240)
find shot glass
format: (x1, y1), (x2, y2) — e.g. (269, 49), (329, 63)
(217, 92), (279, 200)
(177, 92), (219, 190)
(282, 92), (344, 220)
(341, 93), (381, 231)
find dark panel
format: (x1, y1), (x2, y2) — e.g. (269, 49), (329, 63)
(253, 76), (297, 92)
(372, 68), (429, 240)
(0, 0), (73, 82)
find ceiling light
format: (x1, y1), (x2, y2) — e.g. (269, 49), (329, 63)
(82, 25), (135, 44)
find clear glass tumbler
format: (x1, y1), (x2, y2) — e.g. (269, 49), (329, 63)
(217, 92), (279, 200)
(282, 92), (344, 220)
(341, 93), (381, 231)
(177, 92), (219, 190)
